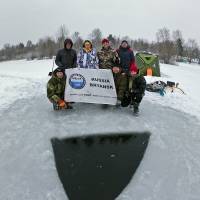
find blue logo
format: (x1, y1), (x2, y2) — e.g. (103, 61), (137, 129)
(69, 73), (86, 89)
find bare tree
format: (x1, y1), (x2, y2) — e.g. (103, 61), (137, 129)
(1, 27), (199, 65)
(46, 37), (56, 58)
(2, 43), (14, 60)
(172, 30), (183, 42)
(56, 25), (69, 48)
(26, 40), (33, 48)
(133, 39), (149, 52)
(185, 39), (199, 63)
(156, 27), (175, 64)
(156, 27), (170, 42)
(107, 34), (116, 47)
(89, 28), (102, 50)
(37, 37), (56, 59)
(71, 31), (83, 50)
(172, 30), (184, 58)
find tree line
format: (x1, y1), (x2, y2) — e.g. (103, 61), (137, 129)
(0, 25), (199, 64)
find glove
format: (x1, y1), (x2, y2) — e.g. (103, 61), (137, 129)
(58, 99), (66, 108)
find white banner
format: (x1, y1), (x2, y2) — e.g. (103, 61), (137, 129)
(64, 68), (117, 105)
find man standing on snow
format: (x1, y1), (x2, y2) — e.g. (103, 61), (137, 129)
(114, 40), (137, 103)
(97, 38), (120, 108)
(55, 38), (77, 69)
(97, 38), (119, 70)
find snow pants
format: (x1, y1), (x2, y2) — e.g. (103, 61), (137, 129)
(114, 73), (128, 101)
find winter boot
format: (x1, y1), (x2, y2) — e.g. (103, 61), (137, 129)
(53, 102), (61, 110)
(133, 102), (139, 114)
(65, 102), (73, 109)
(116, 100), (121, 108)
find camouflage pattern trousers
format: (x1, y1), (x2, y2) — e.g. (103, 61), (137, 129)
(113, 73), (129, 101)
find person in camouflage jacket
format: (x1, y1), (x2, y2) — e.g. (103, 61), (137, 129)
(97, 38), (119, 70)
(47, 68), (72, 110)
(97, 39), (120, 108)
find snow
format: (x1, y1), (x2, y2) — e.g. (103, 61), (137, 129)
(0, 59), (53, 78)
(0, 59), (200, 200)
(145, 63), (200, 120)
(0, 59), (51, 111)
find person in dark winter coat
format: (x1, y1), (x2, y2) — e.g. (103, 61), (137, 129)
(121, 69), (146, 114)
(55, 38), (77, 69)
(116, 40), (135, 74)
(114, 40), (137, 102)
(47, 68), (72, 110)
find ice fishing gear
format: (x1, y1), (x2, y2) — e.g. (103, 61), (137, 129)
(165, 82), (185, 94)
(146, 81), (167, 94)
(167, 81), (175, 87)
(146, 80), (185, 95)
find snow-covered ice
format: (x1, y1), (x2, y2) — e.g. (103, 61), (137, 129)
(0, 59), (200, 200)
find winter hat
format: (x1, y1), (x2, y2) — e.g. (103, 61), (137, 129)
(54, 67), (65, 74)
(121, 40), (128, 45)
(102, 38), (109, 44)
(64, 38), (73, 48)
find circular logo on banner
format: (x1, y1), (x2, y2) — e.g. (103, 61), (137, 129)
(69, 73), (86, 89)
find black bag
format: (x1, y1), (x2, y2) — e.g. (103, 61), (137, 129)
(167, 81), (175, 87)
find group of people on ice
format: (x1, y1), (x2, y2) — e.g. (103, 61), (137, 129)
(47, 38), (146, 114)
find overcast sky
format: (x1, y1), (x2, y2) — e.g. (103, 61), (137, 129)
(0, 0), (199, 48)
